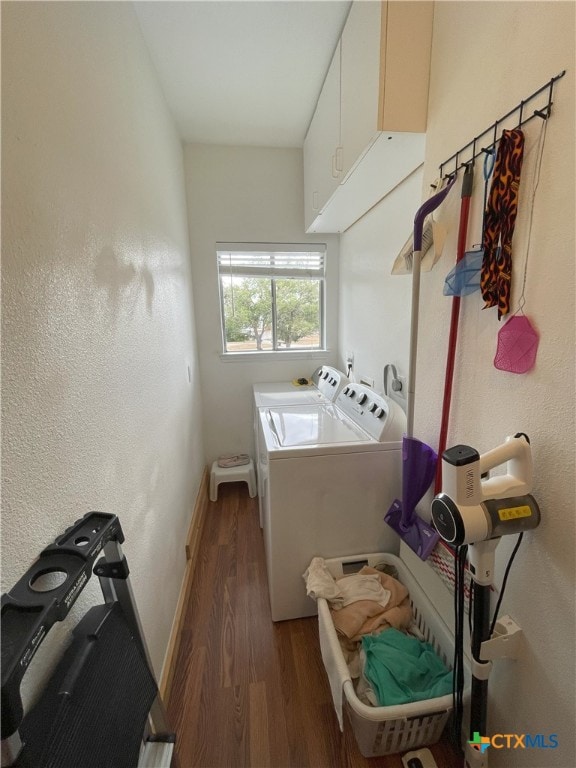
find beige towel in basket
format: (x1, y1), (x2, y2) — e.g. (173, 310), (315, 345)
(330, 567), (412, 642)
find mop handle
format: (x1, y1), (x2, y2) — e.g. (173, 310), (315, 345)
(434, 167), (474, 491)
(413, 177), (455, 249)
(407, 176), (456, 437)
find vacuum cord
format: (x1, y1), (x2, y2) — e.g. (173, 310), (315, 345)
(489, 532), (524, 639)
(452, 534), (524, 750)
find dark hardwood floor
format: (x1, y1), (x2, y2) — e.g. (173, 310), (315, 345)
(167, 483), (463, 768)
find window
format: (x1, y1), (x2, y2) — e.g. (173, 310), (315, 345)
(217, 243), (326, 353)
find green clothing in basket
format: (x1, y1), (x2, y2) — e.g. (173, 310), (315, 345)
(361, 628), (452, 707)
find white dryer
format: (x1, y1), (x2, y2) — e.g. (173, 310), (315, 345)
(257, 383), (406, 621)
(253, 366), (348, 526)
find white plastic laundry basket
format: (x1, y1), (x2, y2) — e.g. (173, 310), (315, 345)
(317, 552), (466, 757)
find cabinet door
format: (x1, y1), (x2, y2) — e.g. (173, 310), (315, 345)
(303, 41), (341, 232)
(379, 1), (433, 132)
(339, 0), (382, 180)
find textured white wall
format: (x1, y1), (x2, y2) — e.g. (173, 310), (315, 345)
(1, 0), (204, 701)
(338, 165), (424, 389)
(339, 2), (575, 764)
(184, 144), (340, 462)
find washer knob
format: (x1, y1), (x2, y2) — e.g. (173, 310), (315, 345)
(357, 393), (367, 404)
(375, 406), (386, 419)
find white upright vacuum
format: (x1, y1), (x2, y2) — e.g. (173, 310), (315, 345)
(431, 433), (541, 767)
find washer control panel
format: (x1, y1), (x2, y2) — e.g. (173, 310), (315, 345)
(312, 365), (349, 401)
(336, 383), (406, 442)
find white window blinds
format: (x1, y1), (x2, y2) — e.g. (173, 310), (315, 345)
(217, 243), (326, 279)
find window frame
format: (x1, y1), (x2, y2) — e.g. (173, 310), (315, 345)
(216, 243), (327, 357)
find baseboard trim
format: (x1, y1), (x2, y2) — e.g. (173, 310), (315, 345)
(159, 466), (209, 702)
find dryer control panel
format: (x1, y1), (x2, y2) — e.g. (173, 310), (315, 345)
(336, 384), (406, 443)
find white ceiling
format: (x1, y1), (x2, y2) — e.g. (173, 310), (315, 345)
(134, 0), (352, 148)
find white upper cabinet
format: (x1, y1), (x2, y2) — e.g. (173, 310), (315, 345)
(304, 1), (433, 234)
(378, 1), (433, 133)
(340, 0), (381, 180)
(303, 41), (341, 233)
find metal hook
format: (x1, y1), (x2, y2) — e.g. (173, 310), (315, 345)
(547, 77), (555, 109)
(534, 107), (550, 120)
(483, 146), (496, 181)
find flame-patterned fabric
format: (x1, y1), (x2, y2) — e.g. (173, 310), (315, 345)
(481, 129), (525, 319)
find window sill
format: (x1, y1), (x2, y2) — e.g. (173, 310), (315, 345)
(219, 349), (332, 363)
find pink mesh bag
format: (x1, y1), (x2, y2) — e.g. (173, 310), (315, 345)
(494, 314), (539, 373)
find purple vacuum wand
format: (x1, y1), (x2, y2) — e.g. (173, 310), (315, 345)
(407, 175), (456, 436)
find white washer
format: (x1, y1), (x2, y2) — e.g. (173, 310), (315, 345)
(253, 366), (348, 526)
(257, 383), (406, 621)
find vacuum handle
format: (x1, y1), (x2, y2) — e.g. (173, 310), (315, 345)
(479, 434), (533, 499)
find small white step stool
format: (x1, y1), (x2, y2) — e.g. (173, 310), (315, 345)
(209, 459), (257, 502)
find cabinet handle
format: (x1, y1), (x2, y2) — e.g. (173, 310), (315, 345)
(313, 191), (319, 211)
(335, 146), (343, 173)
(331, 152), (339, 179)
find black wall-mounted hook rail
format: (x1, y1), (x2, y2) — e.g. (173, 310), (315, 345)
(438, 70), (566, 181)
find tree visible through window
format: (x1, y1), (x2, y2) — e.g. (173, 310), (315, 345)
(217, 245), (325, 353)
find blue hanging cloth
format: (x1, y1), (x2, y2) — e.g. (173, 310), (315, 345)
(443, 149), (496, 298)
(443, 247), (484, 296)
